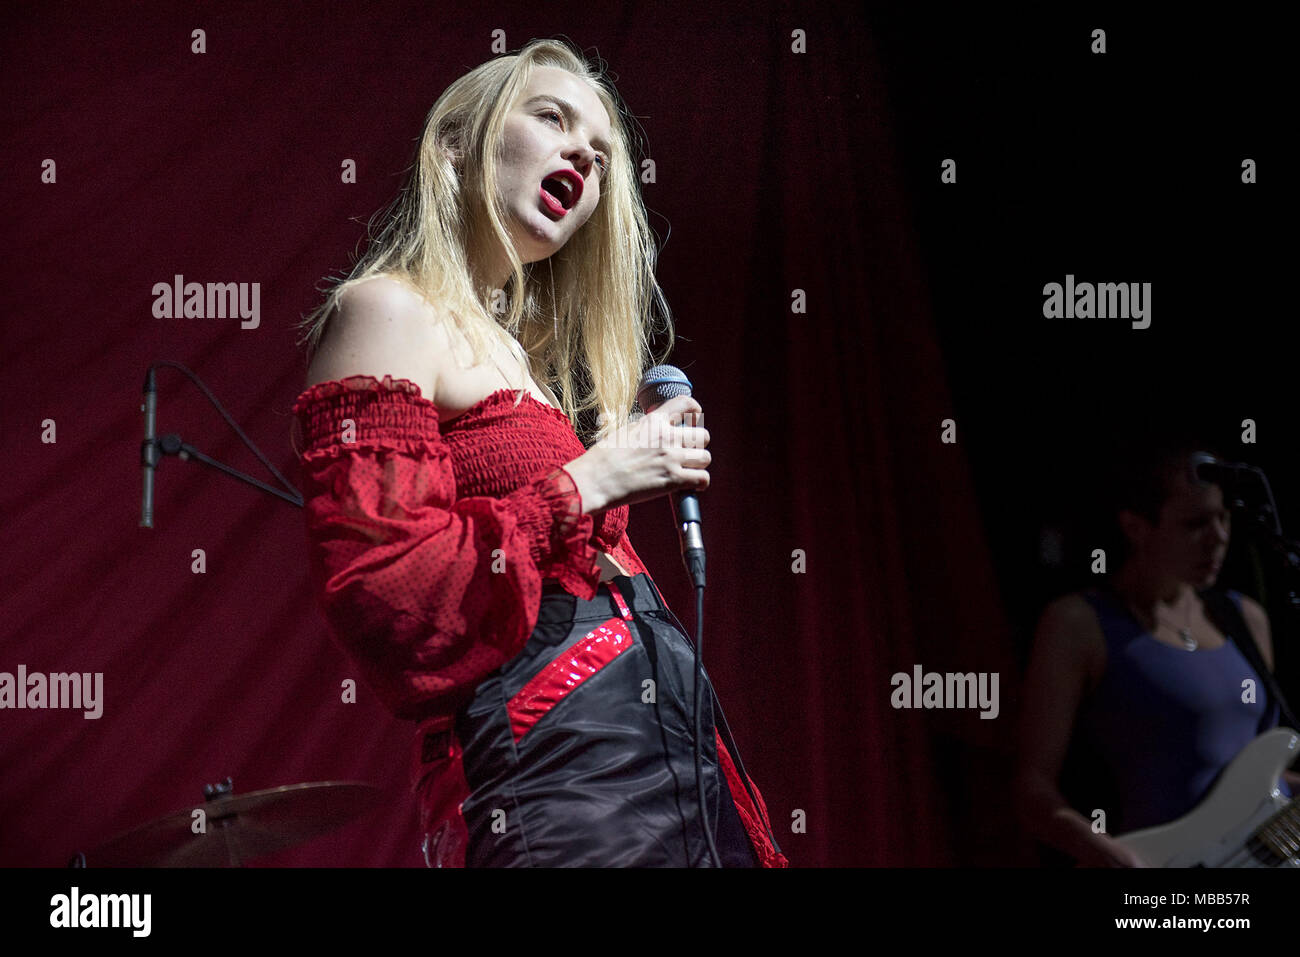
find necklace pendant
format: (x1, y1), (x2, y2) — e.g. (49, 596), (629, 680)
(1179, 628), (1197, 651)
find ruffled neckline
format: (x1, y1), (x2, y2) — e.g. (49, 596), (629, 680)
(445, 387), (570, 429)
(293, 374), (571, 428)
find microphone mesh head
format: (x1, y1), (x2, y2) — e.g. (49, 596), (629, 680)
(636, 364), (693, 413)
(1187, 451), (1221, 485)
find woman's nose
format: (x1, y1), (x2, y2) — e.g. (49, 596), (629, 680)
(566, 145), (597, 177)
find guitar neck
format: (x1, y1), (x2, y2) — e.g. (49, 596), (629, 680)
(1245, 798), (1300, 867)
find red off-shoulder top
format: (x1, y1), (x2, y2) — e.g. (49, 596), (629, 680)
(292, 374), (786, 867)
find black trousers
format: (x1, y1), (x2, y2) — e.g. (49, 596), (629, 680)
(454, 572), (757, 867)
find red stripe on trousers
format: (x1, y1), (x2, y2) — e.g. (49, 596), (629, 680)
(507, 615), (634, 742)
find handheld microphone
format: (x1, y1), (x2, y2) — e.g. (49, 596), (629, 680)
(636, 365), (705, 588)
(636, 363), (721, 866)
(140, 368), (158, 528)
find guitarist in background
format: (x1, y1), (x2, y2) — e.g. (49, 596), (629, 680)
(1015, 438), (1300, 866)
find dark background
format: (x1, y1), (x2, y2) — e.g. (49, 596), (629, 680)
(1, 1), (1291, 871)
(872, 9), (1296, 679)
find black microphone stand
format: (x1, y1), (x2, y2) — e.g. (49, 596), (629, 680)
(1229, 466), (1300, 610)
(1222, 464), (1300, 729)
(139, 360), (303, 528)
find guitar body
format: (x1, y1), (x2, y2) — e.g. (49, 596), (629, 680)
(1116, 727), (1299, 867)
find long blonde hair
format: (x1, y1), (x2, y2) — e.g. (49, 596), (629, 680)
(294, 38), (673, 443)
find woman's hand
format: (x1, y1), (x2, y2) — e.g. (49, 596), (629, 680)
(1076, 833), (1149, 868)
(565, 396), (710, 515)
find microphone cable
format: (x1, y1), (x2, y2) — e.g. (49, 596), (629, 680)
(691, 582), (722, 867)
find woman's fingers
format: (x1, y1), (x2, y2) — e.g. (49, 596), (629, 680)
(659, 394), (702, 426)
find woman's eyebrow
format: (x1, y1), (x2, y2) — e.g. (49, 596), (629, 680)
(524, 94), (613, 155)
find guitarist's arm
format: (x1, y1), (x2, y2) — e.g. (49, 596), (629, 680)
(1239, 596), (1300, 793)
(1014, 594), (1147, 867)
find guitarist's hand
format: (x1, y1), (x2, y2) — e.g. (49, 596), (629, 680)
(1078, 835), (1148, 868)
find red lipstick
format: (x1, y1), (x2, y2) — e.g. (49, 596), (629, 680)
(540, 168), (584, 211)
(539, 185), (568, 217)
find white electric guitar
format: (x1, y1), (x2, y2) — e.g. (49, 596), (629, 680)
(1116, 727), (1299, 867)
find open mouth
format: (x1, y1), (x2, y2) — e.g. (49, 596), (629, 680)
(539, 185), (568, 217)
(540, 170), (583, 211)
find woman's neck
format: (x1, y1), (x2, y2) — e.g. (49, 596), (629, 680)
(1109, 563), (1194, 625)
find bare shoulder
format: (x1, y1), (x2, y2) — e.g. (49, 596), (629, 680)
(1236, 593), (1274, 670)
(1037, 591), (1102, 638)
(305, 274), (456, 399)
(1237, 592), (1268, 624)
(1034, 591), (1107, 676)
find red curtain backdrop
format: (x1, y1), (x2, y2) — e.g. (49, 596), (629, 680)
(1, 1), (1010, 866)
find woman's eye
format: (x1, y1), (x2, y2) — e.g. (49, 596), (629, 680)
(542, 109), (607, 173)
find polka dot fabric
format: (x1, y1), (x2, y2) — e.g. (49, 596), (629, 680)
(292, 374), (785, 868)
(291, 373), (648, 721)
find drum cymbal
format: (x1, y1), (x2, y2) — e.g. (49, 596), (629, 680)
(87, 781), (384, 867)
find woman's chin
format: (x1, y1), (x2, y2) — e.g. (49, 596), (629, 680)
(1193, 564), (1222, 585)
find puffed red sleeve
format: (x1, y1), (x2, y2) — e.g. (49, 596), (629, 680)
(292, 374), (603, 720)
